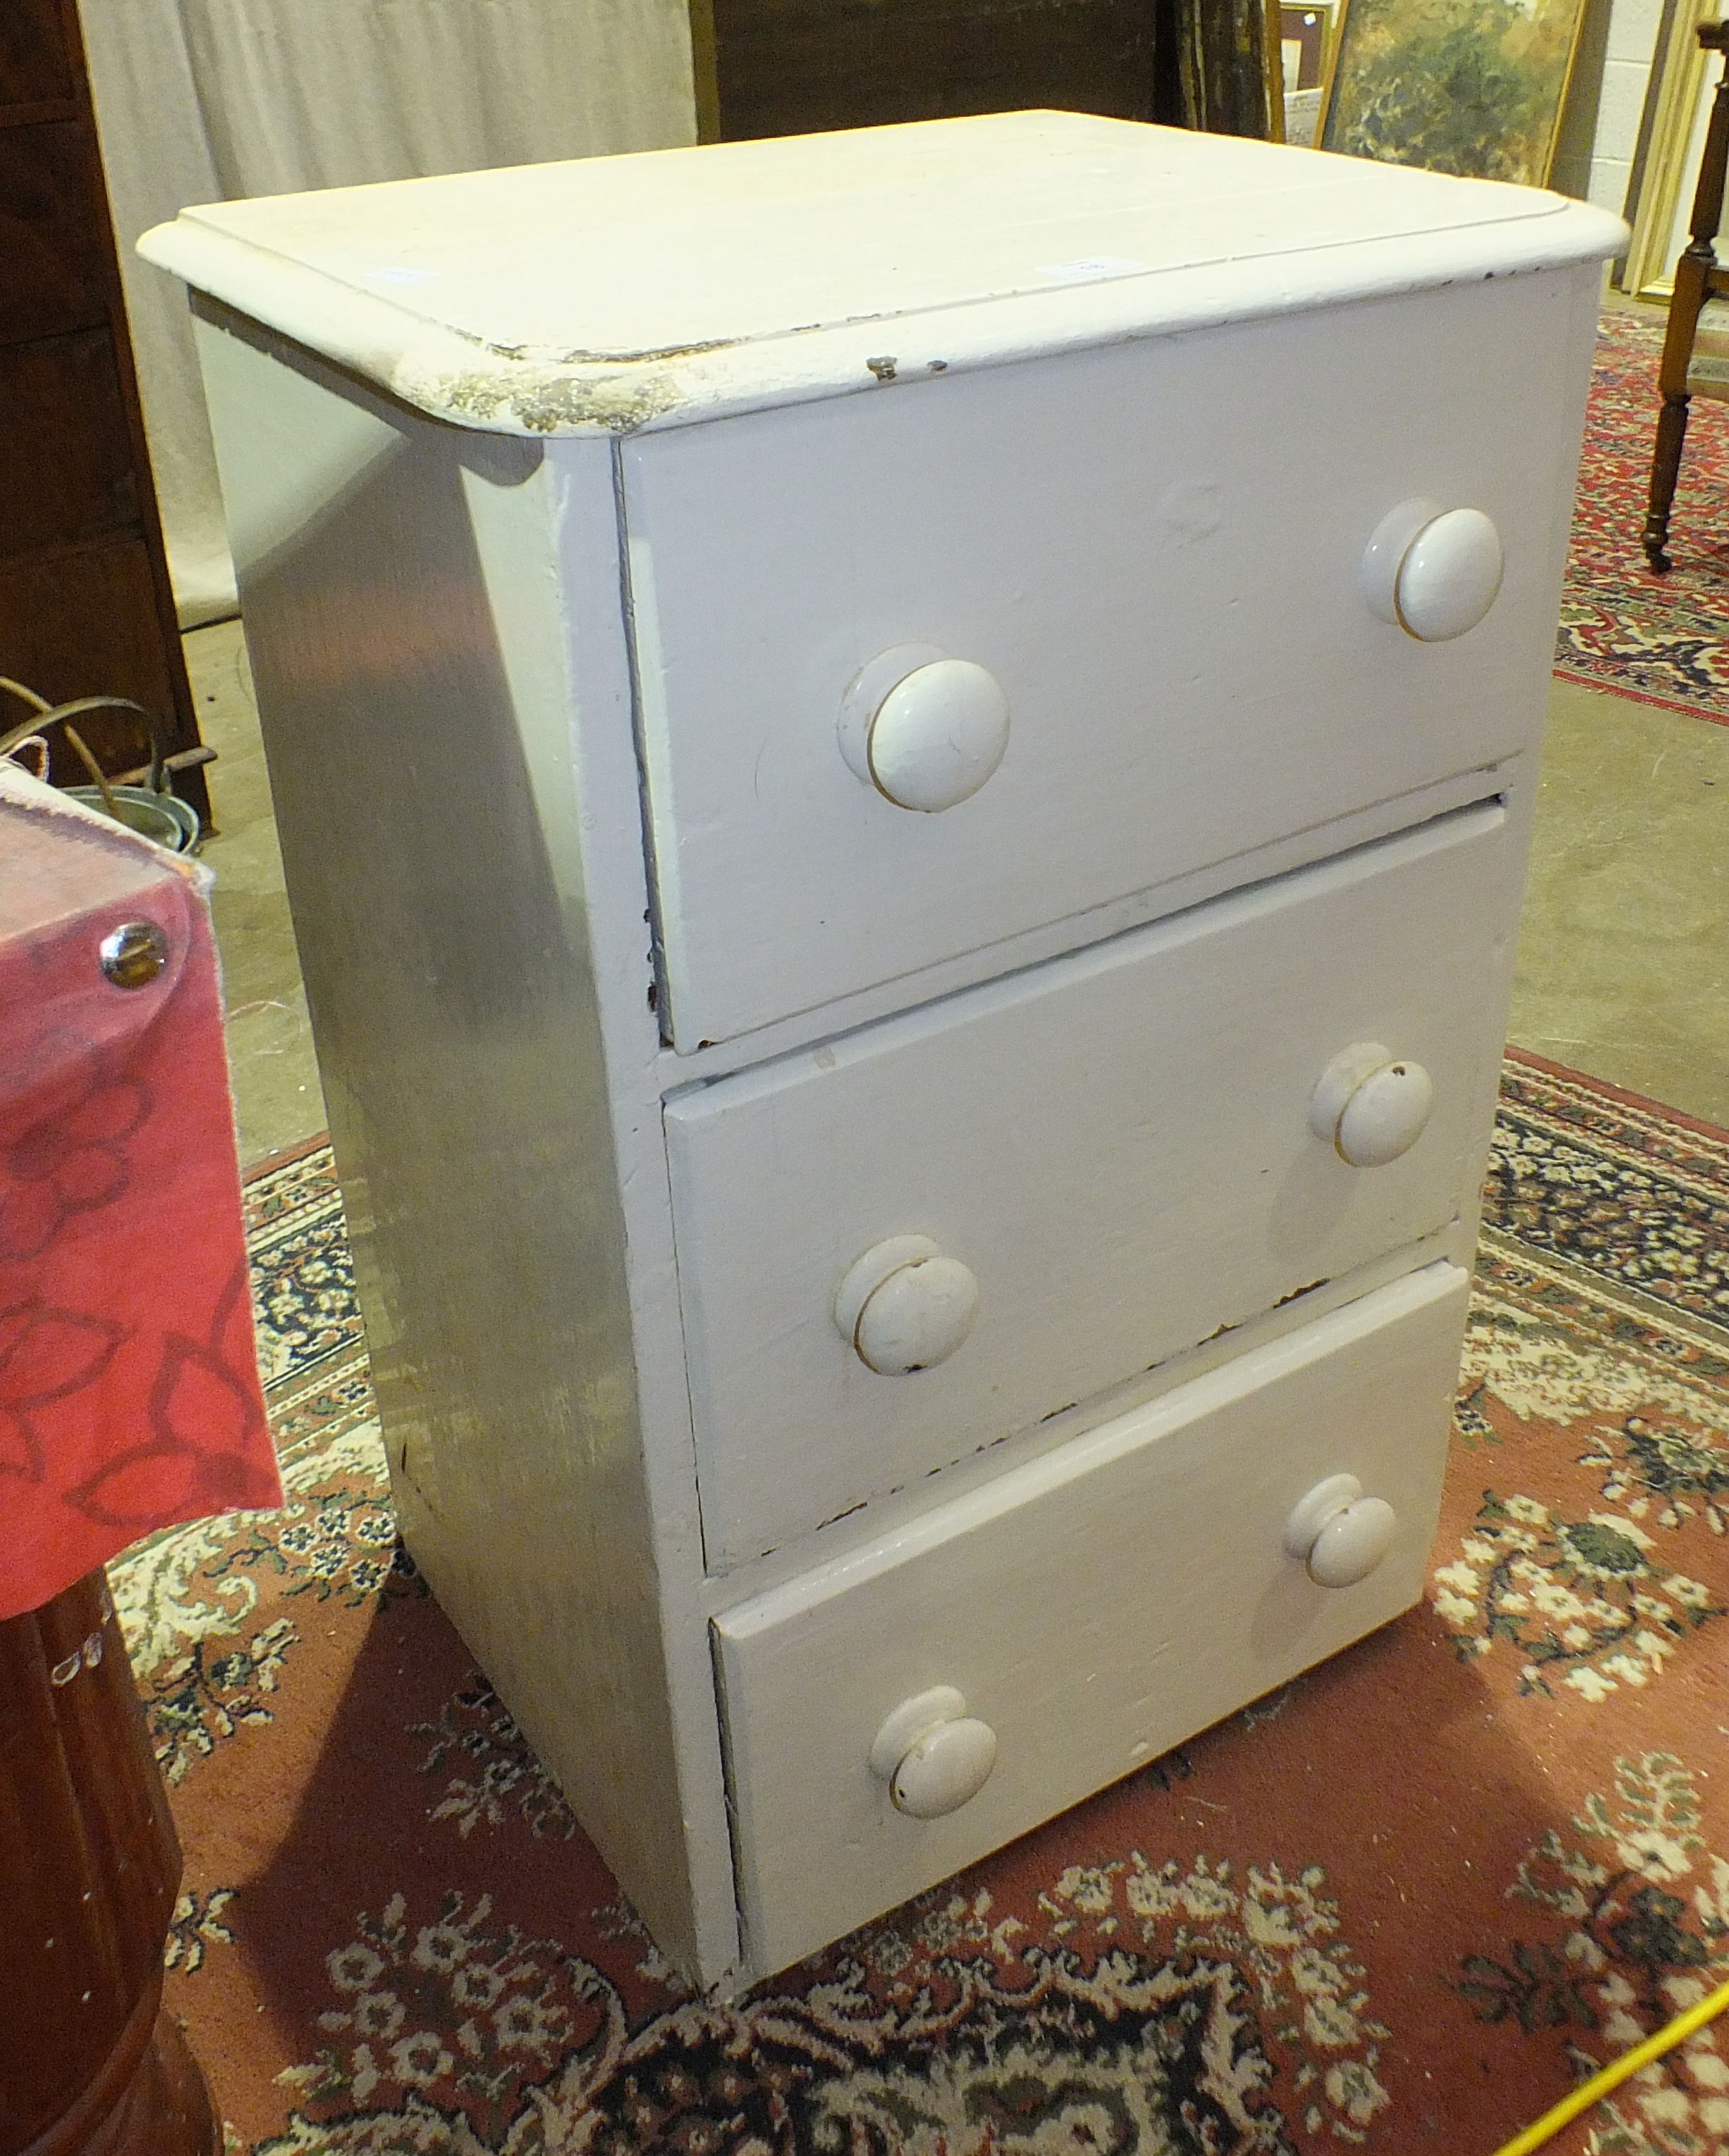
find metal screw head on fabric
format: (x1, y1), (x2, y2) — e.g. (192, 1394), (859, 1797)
(99, 920), (168, 989)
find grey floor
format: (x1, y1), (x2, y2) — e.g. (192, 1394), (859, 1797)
(191, 624), (1729, 1170)
(1516, 676), (1729, 1121)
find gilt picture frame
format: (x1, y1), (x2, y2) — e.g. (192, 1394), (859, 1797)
(1317, 0), (1590, 187)
(1281, 4), (1337, 92)
(1622, 0), (1721, 298)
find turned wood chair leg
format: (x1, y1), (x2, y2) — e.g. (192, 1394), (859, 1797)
(1647, 22), (1729, 573)
(0, 1570), (218, 2156)
(1645, 391), (1692, 572)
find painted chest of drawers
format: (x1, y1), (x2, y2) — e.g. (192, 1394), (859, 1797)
(143, 115), (1623, 1989)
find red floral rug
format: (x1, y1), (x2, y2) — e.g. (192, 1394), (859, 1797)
(1559, 311), (1729, 722)
(118, 1054), (1729, 2156)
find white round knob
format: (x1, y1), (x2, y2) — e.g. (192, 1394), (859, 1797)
(834, 1235), (980, 1375)
(1361, 499), (1504, 641)
(1282, 1474), (1399, 1589)
(870, 1687), (998, 1817)
(840, 647), (1010, 812)
(1309, 1042), (1433, 1168)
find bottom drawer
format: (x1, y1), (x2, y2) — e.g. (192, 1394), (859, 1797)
(712, 1260), (1469, 1974)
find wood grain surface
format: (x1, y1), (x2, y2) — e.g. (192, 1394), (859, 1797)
(0, 0), (73, 113)
(0, 0), (206, 821)
(709, 0), (1160, 139)
(0, 1571), (215, 2156)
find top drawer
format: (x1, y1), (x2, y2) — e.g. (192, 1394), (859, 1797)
(623, 266), (1592, 1049)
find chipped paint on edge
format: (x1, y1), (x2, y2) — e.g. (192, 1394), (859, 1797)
(408, 360), (686, 436)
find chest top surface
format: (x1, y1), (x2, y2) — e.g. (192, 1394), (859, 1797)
(139, 112), (1625, 439)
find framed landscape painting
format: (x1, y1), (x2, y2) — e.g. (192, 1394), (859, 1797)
(1318, 0), (1589, 186)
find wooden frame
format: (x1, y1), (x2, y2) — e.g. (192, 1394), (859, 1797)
(1281, 3), (1338, 92)
(686, 0), (721, 142)
(1265, 0), (1289, 139)
(1280, 1), (1336, 146)
(1623, 0), (1721, 298)
(1318, 0), (1590, 185)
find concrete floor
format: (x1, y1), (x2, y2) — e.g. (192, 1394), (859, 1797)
(190, 621), (1729, 1168)
(1515, 677), (1729, 1123)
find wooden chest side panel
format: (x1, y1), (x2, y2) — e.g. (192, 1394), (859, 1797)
(189, 308), (730, 1979)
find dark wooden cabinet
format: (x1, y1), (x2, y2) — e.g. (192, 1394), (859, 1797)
(692, 0), (1273, 147)
(0, 0), (77, 108)
(0, 0), (208, 822)
(695, 0), (1164, 141)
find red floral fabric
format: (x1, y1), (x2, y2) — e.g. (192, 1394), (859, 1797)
(0, 769), (279, 1619)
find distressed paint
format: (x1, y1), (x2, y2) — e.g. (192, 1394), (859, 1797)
(156, 117), (1622, 1989)
(666, 803), (1519, 1568)
(140, 113), (1623, 440)
(715, 1263), (1471, 1972)
(623, 271), (1600, 1049)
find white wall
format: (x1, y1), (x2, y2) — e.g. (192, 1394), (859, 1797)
(1552, 0), (1667, 215)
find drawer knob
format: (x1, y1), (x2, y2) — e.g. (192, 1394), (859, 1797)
(870, 1687), (999, 1817)
(835, 1235), (980, 1375)
(1309, 1042), (1433, 1168)
(1283, 1474), (1398, 1589)
(840, 646), (1010, 812)
(1362, 498), (1504, 642)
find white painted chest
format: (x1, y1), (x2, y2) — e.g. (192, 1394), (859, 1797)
(143, 115), (1624, 1988)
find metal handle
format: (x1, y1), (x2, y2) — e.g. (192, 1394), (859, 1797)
(0, 681), (172, 798)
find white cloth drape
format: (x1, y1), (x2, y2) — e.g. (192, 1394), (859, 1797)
(77, 0), (697, 624)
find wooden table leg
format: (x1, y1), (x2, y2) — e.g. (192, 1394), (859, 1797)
(0, 1569), (217, 2156)
(1645, 386), (1692, 574)
(1646, 25), (1729, 574)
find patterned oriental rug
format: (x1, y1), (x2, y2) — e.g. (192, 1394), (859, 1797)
(116, 1053), (1729, 2156)
(1559, 310), (1729, 723)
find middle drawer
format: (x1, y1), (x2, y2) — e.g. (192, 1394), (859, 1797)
(666, 798), (1515, 1570)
